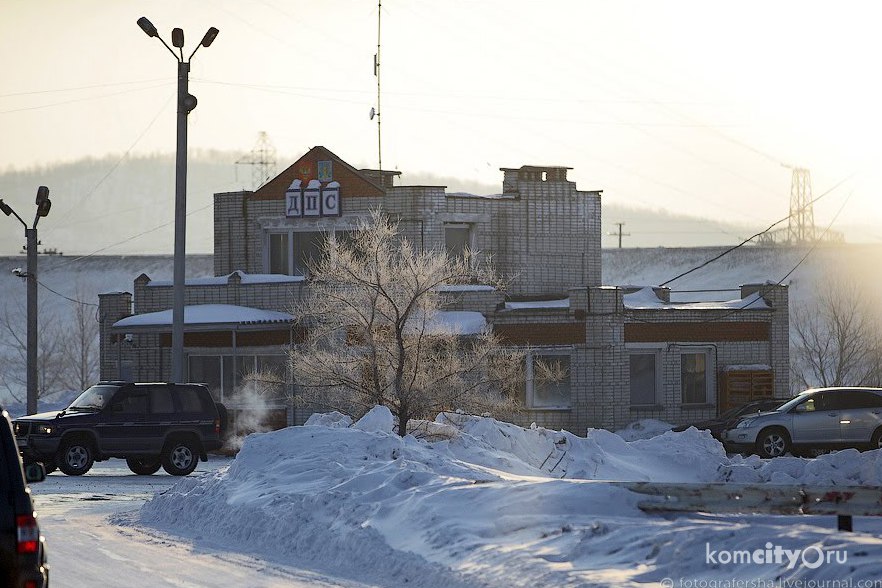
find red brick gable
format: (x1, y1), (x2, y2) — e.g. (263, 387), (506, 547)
(251, 146), (385, 201)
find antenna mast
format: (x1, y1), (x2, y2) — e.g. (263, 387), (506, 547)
(374, 0), (382, 171)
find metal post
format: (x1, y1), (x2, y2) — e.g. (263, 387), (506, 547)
(25, 227), (38, 415)
(837, 515), (853, 532)
(171, 60), (190, 383)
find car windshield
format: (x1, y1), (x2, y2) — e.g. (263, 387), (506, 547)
(775, 391), (813, 413)
(68, 384), (120, 411)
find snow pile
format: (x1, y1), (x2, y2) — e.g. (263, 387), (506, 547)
(614, 418), (674, 441)
(138, 408), (882, 586)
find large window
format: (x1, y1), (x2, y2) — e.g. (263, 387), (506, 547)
(526, 353), (571, 409)
(681, 351), (710, 404)
(444, 223), (473, 259)
(629, 352), (659, 406)
(267, 230), (346, 276)
(268, 233), (290, 274)
(188, 354), (289, 403)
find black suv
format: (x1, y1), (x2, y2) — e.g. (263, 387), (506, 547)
(14, 382), (225, 477)
(1, 405), (48, 588)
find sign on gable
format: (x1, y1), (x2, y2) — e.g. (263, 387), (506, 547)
(285, 179), (341, 218)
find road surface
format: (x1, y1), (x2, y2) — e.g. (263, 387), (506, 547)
(30, 457), (370, 588)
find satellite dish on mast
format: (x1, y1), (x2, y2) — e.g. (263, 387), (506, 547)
(369, 107), (376, 120)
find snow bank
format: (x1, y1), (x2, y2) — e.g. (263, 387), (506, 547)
(138, 412), (882, 586)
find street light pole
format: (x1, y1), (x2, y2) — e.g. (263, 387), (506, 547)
(172, 58), (190, 385)
(1, 187), (52, 415)
(137, 17), (218, 383)
(26, 227), (37, 415)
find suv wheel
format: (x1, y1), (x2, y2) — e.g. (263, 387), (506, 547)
(162, 439), (199, 476)
(755, 428), (790, 458)
(42, 458), (57, 475)
(126, 458), (161, 475)
(57, 438), (95, 476)
(871, 428), (882, 451)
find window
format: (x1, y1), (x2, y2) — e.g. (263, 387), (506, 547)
(111, 390), (148, 415)
(444, 223), (473, 259)
(266, 229), (350, 276)
(189, 356), (221, 398)
(630, 352), (658, 405)
(178, 388), (207, 413)
(681, 351), (710, 404)
(268, 233), (289, 274)
(149, 386), (175, 414)
(832, 390), (882, 410)
(526, 353), (571, 409)
(188, 354), (289, 402)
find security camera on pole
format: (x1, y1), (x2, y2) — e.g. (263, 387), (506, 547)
(1, 186), (52, 415)
(137, 17), (219, 383)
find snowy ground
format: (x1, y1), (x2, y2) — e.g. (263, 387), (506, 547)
(99, 407), (882, 587)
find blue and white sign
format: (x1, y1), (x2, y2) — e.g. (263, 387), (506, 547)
(303, 179), (321, 217)
(322, 181), (341, 216)
(286, 179), (342, 218)
(285, 179), (302, 217)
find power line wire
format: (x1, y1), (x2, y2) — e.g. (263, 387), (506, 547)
(36, 280), (98, 307)
(659, 173), (855, 287)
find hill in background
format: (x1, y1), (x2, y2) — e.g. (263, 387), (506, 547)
(4, 152), (863, 257)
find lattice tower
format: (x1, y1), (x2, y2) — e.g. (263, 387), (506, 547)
(787, 167), (816, 244)
(236, 132), (277, 190)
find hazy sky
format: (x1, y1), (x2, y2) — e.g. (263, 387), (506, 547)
(2, 0), (880, 252)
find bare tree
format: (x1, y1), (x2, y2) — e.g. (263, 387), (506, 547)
(60, 288), (100, 393)
(0, 301), (65, 403)
(790, 280), (882, 390)
(290, 210), (523, 435)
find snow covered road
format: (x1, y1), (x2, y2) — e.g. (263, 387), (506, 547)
(30, 459), (366, 588)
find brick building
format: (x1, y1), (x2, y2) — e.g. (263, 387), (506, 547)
(98, 146), (789, 433)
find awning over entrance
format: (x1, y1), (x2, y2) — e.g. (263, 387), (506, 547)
(112, 304), (295, 333)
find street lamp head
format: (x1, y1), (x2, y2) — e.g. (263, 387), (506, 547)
(200, 27), (219, 48)
(35, 186), (51, 218)
(0, 199), (12, 216)
(137, 17), (158, 38)
(171, 28), (185, 49)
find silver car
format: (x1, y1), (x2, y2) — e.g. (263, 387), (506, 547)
(722, 387), (882, 458)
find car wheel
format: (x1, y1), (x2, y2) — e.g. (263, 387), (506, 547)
(42, 458), (57, 474)
(871, 428), (882, 451)
(162, 439), (199, 476)
(126, 457), (162, 475)
(755, 427), (790, 458)
(57, 438), (95, 476)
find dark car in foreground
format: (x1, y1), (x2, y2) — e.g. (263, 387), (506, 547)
(723, 387), (882, 458)
(672, 398), (786, 440)
(14, 382), (225, 476)
(1, 405), (48, 588)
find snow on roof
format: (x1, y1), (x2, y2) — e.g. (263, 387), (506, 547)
(147, 271), (305, 287)
(505, 298), (570, 310)
(623, 286), (770, 310)
(446, 192), (515, 200)
(723, 364), (772, 372)
(435, 284), (496, 292)
(418, 311), (487, 335)
(112, 304), (294, 331)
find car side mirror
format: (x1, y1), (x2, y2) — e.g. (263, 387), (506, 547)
(24, 462), (46, 483)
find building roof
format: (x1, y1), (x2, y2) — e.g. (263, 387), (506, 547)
(251, 145), (386, 201)
(112, 304), (295, 333)
(623, 287), (771, 310)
